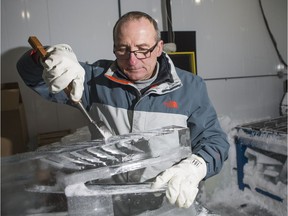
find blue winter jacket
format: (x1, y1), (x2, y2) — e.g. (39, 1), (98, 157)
(17, 51), (229, 179)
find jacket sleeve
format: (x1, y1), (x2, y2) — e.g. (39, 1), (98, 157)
(16, 49), (72, 104)
(188, 78), (230, 179)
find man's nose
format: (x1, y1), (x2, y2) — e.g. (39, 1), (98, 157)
(128, 52), (138, 65)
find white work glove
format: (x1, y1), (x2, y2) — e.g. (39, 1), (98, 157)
(151, 154), (207, 208)
(41, 44), (85, 102)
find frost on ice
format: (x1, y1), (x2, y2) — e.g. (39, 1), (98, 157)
(1, 126), (217, 215)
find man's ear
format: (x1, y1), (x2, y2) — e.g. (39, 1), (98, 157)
(156, 40), (164, 57)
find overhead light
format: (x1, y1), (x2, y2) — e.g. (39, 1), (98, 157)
(21, 10), (30, 20)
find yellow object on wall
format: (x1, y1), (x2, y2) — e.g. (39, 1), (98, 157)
(168, 52), (197, 75)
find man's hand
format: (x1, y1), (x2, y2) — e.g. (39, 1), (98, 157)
(151, 154), (207, 208)
(41, 44), (85, 102)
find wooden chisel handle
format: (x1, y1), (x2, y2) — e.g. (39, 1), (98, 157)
(28, 36), (48, 60)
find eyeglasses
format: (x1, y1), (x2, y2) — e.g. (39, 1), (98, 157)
(114, 42), (158, 60)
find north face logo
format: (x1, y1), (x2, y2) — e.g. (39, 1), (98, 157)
(163, 100), (179, 109)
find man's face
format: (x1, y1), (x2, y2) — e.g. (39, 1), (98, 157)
(114, 18), (163, 82)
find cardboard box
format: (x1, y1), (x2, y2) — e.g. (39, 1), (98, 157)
(1, 82), (29, 154)
(1, 82), (22, 111)
(1, 137), (13, 156)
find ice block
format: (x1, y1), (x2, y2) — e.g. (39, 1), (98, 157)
(1, 126), (215, 215)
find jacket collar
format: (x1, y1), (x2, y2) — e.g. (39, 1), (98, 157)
(105, 52), (182, 94)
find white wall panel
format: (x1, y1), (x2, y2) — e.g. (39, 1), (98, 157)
(261, 0), (287, 63)
(206, 77), (284, 120)
(120, 0), (163, 31)
(47, 0), (118, 63)
(171, 0), (286, 78)
(1, 0), (50, 52)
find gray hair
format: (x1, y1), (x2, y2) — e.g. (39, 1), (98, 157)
(113, 11), (160, 44)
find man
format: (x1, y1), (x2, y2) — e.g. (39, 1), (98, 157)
(17, 11), (229, 213)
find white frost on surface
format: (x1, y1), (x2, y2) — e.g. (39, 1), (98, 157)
(63, 116), (285, 216)
(65, 183), (92, 197)
(200, 115), (287, 216)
